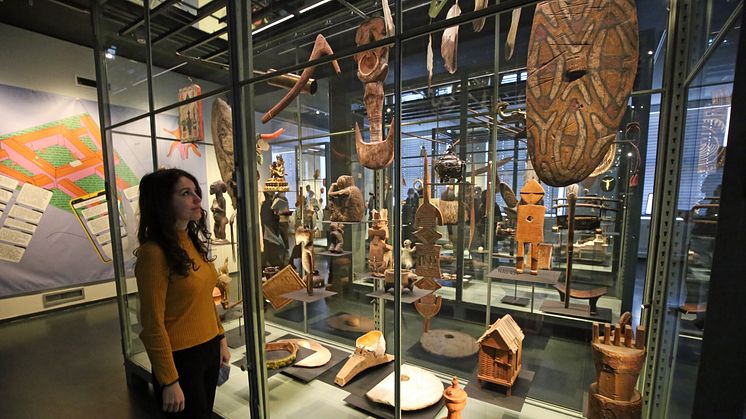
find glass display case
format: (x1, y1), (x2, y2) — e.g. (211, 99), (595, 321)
(91, 0), (744, 417)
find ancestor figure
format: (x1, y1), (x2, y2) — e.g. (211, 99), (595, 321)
(328, 222), (345, 253)
(328, 175), (365, 222)
(368, 209), (392, 277)
(210, 180), (229, 243)
(515, 179), (545, 275)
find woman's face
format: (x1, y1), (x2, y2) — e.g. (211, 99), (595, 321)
(172, 176), (202, 226)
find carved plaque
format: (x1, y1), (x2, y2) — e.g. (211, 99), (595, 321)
(262, 265), (305, 310)
(526, 0), (639, 187)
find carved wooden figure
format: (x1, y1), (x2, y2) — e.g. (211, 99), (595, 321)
(354, 17), (395, 170)
(588, 312), (646, 419)
(210, 180), (229, 243)
(368, 210), (392, 277)
(526, 0), (639, 187)
(328, 175), (365, 222)
(515, 179), (546, 274)
(295, 227), (317, 295)
(327, 222), (345, 253)
(442, 377), (467, 419)
(477, 315), (524, 395)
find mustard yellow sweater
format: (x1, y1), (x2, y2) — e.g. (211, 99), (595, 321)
(135, 230), (224, 385)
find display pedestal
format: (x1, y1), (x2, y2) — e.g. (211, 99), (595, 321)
(366, 286), (434, 304)
(281, 289), (337, 333)
(540, 300), (612, 322)
(464, 368), (535, 412)
(488, 267), (560, 313)
(501, 295), (530, 307)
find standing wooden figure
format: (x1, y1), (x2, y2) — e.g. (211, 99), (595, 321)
(515, 179), (546, 275)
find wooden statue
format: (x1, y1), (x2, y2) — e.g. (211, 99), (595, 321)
(327, 222), (345, 253)
(588, 312), (646, 419)
(526, 0), (639, 187)
(477, 315), (524, 395)
(295, 227), (318, 295)
(335, 330), (394, 387)
(328, 175), (365, 222)
(210, 180), (229, 244)
(515, 179), (546, 275)
(368, 209), (392, 277)
(262, 34), (341, 123)
(214, 257), (231, 309)
(354, 17), (394, 170)
(442, 377), (467, 419)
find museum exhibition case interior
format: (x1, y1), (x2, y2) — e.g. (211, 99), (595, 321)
(86, 0), (744, 417)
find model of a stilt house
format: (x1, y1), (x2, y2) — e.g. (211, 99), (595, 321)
(476, 314), (524, 395)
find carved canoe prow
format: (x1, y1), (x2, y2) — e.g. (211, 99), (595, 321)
(334, 330), (394, 386)
(355, 121), (395, 170)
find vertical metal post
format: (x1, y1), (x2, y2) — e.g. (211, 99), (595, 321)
(392, 1), (403, 418)
(90, 0), (131, 363)
(227, 1), (268, 418)
(485, 5), (502, 326)
(454, 72), (469, 304)
(640, 0), (693, 417)
(143, 0), (158, 170)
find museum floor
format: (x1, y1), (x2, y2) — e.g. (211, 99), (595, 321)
(0, 299), (174, 419)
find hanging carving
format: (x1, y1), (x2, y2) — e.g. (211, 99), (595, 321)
(526, 0), (639, 187)
(354, 17), (395, 170)
(261, 34), (341, 123)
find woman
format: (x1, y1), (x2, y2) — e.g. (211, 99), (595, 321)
(135, 168), (230, 417)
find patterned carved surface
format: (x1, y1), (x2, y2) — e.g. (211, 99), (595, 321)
(526, 0), (638, 187)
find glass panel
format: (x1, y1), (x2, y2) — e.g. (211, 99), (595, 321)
(100, 1), (150, 126)
(686, 0), (743, 75)
(148, 0), (231, 110)
(108, 118), (154, 361)
(151, 89), (252, 415)
(666, 23), (740, 418)
(395, 4), (660, 412)
(249, 39), (397, 414)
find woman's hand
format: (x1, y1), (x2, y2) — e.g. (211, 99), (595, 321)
(162, 381), (185, 412)
(220, 336), (231, 364)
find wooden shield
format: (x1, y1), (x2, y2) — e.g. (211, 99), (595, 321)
(526, 0), (638, 187)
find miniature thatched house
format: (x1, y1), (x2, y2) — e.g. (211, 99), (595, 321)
(476, 314), (524, 395)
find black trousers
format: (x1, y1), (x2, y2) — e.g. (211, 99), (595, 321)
(153, 335), (221, 419)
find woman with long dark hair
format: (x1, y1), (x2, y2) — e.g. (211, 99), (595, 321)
(135, 168), (230, 417)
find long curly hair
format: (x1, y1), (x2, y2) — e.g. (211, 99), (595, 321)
(135, 168), (212, 278)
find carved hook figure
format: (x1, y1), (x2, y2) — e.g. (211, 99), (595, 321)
(261, 34), (341, 124)
(354, 18), (395, 170)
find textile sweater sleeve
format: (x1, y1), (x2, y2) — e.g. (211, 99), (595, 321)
(135, 244), (179, 385)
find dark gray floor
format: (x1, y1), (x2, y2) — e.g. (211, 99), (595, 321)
(0, 300), (161, 419)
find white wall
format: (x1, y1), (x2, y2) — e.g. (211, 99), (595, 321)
(0, 23), (98, 101)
